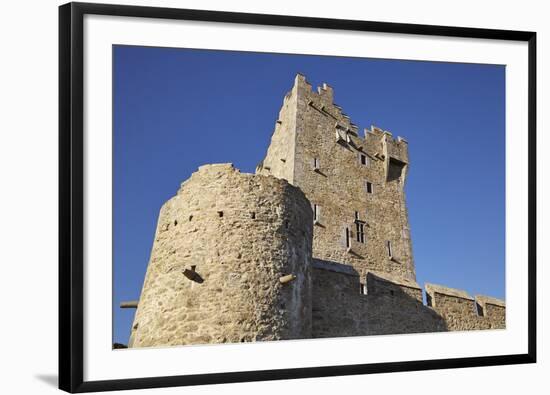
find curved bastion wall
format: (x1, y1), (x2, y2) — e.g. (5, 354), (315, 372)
(129, 164), (313, 347)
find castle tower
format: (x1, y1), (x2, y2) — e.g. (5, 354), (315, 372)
(129, 164), (313, 347)
(257, 74), (416, 281)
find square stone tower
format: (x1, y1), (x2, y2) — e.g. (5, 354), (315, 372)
(257, 74), (415, 281)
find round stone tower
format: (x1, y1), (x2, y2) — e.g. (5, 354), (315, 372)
(129, 163), (313, 347)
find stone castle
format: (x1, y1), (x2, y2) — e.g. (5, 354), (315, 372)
(124, 74), (505, 348)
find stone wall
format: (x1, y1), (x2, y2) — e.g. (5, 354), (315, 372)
(311, 261), (504, 338)
(425, 284), (506, 331)
(311, 260), (368, 337)
(255, 81), (298, 183)
(258, 74), (416, 281)
(129, 164), (313, 347)
(312, 260), (445, 338)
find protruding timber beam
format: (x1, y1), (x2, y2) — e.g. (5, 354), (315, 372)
(279, 274), (296, 284)
(120, 300), (139, 309)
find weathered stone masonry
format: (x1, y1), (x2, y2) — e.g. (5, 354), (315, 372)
(126, 75), (505, 347)
(129, 164), (313, 347)
(258, 74), (415, 281)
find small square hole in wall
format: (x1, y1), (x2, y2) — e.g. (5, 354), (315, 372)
(250, 212), (256, 219)
(218, 211), (224, 218)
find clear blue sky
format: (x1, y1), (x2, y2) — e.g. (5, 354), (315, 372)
(113, 45), (505, 345)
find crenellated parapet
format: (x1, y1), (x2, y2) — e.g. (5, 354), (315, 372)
(257, 74), (418, 282)
(365, 270), (422, 302)
(425, 284), (506, 331)
(310, 260), (505, 338)
(311, 261), (446, 338)
(475, 295), (506, 327)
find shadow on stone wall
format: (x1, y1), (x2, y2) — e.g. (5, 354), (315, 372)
(311, 259), (448, 338)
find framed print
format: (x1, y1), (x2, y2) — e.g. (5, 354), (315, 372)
(59, 2), (536, 393)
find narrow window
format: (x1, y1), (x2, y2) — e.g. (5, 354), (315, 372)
(366, 181), (373, 194)
(313, 204), (319, 223)
(313, 157), (320, 170)
(355, 222), (365, 243)
(360, 154), (368, 166)
(360, 283), (366, 295)
(354, 211), (360, 220)
(335, 128), (345, 142)
(345, 227), (351, 248)
(387, 240), (393, 258)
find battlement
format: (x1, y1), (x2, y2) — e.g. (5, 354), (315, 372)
(425, 283), (474, 305)
(256, 74), (418, 281)
(363, 126), (409, 183)
(425, 283), (506, 328)
(365, 270), (423, 302)
(293, 74), (361, 135)
(262, 75), (410, 179)
(311, 260), (505, 337)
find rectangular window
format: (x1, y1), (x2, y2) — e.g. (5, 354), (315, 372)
(313, 204), (319, 223)
(345, 227), (351, 248)
(356, 222), (365, 243)
(366, 181), (373, 194)
(360, 154), (368, 166)
(335, 128), (346, 142)
(354, 211), (359, 220)
(387, 240), (393, 258)
(313, 157), (320, 170)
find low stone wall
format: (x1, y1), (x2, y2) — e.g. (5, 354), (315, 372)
(361, 272), (446, 335)
(311, 261), (445, 338)
(311, 260), (505, 338)
(311, 260), (368, 338)
(425, 284), (506, 331)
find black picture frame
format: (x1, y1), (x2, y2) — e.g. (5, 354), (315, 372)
(59, 2), (537, 393)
